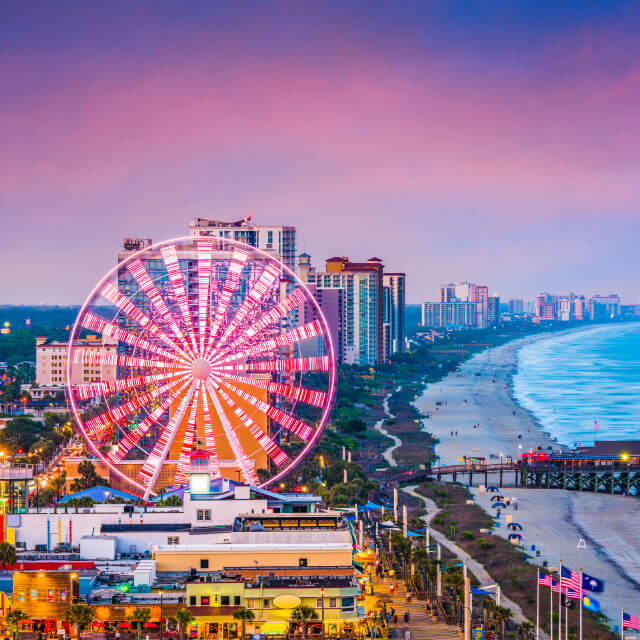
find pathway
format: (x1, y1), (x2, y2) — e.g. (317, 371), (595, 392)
(364, 560), (459, 639)
(403, 485), (549, 640)
(373, 388), (402, 468)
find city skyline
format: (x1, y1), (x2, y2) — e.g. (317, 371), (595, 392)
(2, 1), (640, 305)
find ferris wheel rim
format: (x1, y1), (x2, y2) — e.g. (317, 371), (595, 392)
(66, 234), (337, 496)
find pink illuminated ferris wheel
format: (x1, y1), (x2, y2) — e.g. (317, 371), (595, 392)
(66, 236), (336, 498)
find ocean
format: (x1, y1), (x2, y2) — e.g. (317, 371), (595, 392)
(513, 322), (640, 446)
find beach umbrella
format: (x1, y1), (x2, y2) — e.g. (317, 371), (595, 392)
(487, 486), (500, 492)
(508, 533), (522, 541)
(491, 502), (506, 509)
(118, 623), (132, 629)
(507, 522), (523, 530)
(143, 623), (158, 629)
(490, 495), (505, 502)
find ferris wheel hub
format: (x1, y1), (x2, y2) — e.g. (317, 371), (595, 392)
(190, 358), (212, 380)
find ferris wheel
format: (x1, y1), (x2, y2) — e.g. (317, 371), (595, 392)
(66, 236), (336, 498)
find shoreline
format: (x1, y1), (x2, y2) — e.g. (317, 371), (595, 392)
(413, 331), (567, 467)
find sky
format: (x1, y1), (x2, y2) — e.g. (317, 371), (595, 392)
(1, 1), (639, 305)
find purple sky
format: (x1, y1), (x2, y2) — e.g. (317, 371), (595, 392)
(1, 1), (639, 305)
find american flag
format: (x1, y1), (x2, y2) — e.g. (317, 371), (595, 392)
(538, 573), (553, 587)
(538, 574), (579, 598)
(623, 613), (640, 631)
(560, 566), (582, 592)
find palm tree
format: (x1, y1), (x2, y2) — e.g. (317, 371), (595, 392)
(232, 608), (255, 640)
(130, 608), (151, 640)
(6, 609), (27, 640)
(175, 609), (194, 640)
(520, 621), (535, 640)
(66, 604), (93, 640)
(0, 542), (17, 569)
(493, 605), (512, 640)
(291, 604), (319, 640)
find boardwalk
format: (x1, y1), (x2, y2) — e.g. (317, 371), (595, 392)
(364, 565), (459, 640)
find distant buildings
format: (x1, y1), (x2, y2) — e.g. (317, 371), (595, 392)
(422, 281), (491, 329)
(508, 298), (524, 315)
(487, 295), (500, 326)
(35, 335), (116, 387)
(302, 255), (405, 366)
(532, 292), (621, 322)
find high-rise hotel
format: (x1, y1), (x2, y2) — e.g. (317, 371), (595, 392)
(301, 255), (405, 366)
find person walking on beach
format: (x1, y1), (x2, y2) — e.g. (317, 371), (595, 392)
(404, 629), (411, 640)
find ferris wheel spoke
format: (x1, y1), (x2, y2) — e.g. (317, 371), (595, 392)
(174, 382), (202, 484)
(127, 259), (197, 358)
(214, 320), (323, 365)
(107, 377), (192, 463)
(218, 287), (307, 360)
(196, 241), (214, 356)
(204, 380), (259, 485)
(213, 373), (328, 408)
(74, 372), (177, 401)
(207, 262), (281, 360)
(210, 380), (289, 467)
(85, 373), (190, 436)
(160, 245), (198, 354)
(214, 378), (314, 442)
(214, 355), (330, 374)
(101, 282), (190, 362)
(81, 311), (176, 361)
(200, 387), (221, 476)
(138, 381), (197, 494)
(73, 348), (188, 371)
(203, 249), (249, 355)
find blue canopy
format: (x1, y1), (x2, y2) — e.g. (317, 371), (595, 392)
(507, 522), (523, 530)
(472, 588), (494, 595)
(59, 485), (140, 503)
(406, 531), (424, 537)
(365, 501), (389, 510)
(491, 502), (506, 509)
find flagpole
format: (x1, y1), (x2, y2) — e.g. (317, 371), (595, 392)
(559, 559), (563, 640)
(536, 568), (540, 640)
(579, 568), (583, 640)
(620, 608), (623, 640)
(550, 571), (553, 640)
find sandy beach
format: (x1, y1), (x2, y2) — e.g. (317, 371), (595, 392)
(415, 334), (561, 467)
(413, 332), (640, 622)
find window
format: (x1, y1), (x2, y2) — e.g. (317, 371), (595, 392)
(31, 589), (37, 600)
(329, 598), (337, 609)
(247, 599), (257, 609)
(47, 589), (55, 602)
(341, 597), (354, 612)
(60, 590), (67, 602)
(292, 505), (307, 513)
(220, 595), (230, 606)
(18, 591), (24, 602)
(299, 558), (308, 567)
(189, 596), (196, 606)
(316, 598), (323, 609)
(200, 559), (209, 569)
(263, 599), (271, 609)
(197, 509), (211, 521)
(167, 536), (179, 545)
(234, 596), (241, 606)
(200, 596), (210, 606)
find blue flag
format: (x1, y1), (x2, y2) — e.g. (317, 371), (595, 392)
(582, 594), (600, 613)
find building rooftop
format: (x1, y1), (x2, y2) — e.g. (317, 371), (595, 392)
(155, 542), (352, 552)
